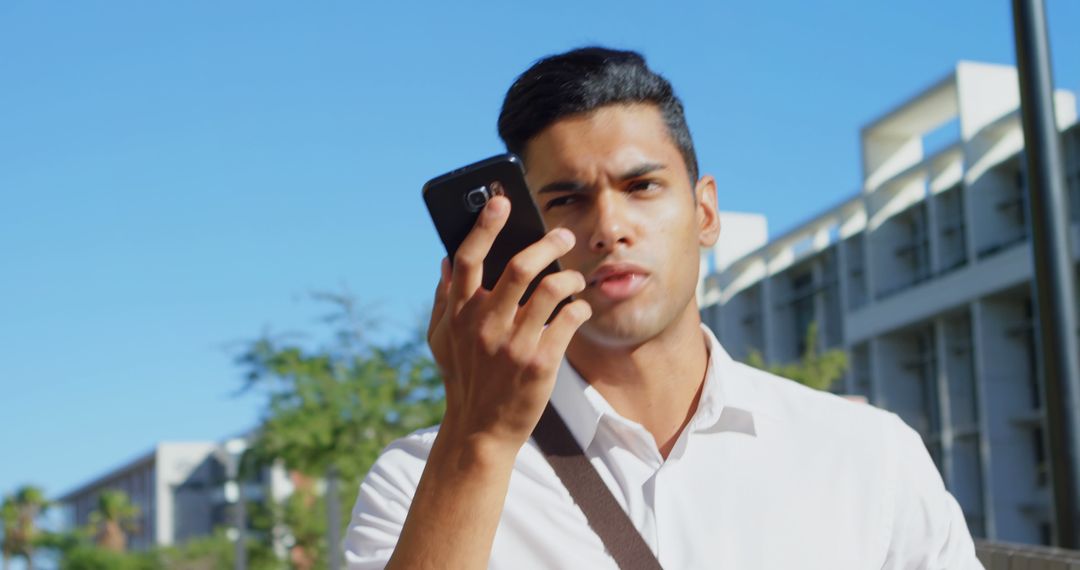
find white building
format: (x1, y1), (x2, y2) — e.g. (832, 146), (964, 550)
(700, 61), (1080, 545)
(57, 439), (293, 551)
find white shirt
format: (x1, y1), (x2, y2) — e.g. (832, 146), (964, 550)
(345, 326), (981, 569)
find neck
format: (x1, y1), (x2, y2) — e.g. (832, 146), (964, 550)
(565, 303), (710, 459)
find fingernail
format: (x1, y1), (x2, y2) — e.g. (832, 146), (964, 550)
(552, 228), (575, 247)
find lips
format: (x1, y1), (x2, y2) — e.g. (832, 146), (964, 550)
(587, 263), (651, 301)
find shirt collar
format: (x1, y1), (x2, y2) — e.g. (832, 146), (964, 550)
(549, 324), (756, 451)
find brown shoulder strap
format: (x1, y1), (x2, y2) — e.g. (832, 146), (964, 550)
(532, 403), (664, 570)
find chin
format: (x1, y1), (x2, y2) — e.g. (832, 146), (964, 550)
(574, 304), (670, 349)
(573, 282), (700, 349)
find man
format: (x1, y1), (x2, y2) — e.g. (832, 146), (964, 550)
(345, 47), (981, 569)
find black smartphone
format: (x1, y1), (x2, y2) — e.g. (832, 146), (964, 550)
(423, 153), (564, 308)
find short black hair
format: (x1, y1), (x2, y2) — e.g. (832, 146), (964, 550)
(498, 46), (699, 184)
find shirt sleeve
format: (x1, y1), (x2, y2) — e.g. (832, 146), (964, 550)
(880, 414), (983, 569)
(344, 432), (434, 570)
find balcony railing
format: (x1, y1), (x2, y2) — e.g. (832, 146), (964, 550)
(975, 540), (1080, 568)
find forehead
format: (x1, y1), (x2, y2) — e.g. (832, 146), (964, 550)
(522, 103), (683, 185)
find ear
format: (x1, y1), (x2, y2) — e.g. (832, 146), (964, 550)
(695, 174), (720, 248)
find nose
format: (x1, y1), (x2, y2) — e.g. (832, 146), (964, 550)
(588, 190), (633, 253)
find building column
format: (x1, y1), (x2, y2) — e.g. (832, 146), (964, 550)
(960, 178), (979, 267)
(868, 337), (884, 407)
(971, 299), (998, 539)
(812, 258), (827, 353)
(925, 177), (944, 277)
(762, 275), (776, 363)
(934, 317), (955, 489)
(861, 194), (878, 302)
(835, 229), (857, 394)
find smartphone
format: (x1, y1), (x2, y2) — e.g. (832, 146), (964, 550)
(423, 153), (566, 310)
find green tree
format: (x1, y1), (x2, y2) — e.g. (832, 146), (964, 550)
(33, 528), (85, 563)
(746, 322), (848, 392)
(53, 528), (280, 570)
(89, 490), (140, 553)
(235, 293), (445, 567)
(0, 486), (49, 570)
(1, 496), (16, 570)
(152, 530), (281, 570)
(58, 545), (158, 570)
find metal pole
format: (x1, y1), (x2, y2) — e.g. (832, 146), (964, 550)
(235, 484), (247, 570)
(1011, 0), (1080, 548)
(326, 466), (342, 570)
(220, 439), (249, 570)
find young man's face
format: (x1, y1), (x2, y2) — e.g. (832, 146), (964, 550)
(522, 103), (720, 348)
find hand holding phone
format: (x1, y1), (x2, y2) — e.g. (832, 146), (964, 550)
(422, 154), (593, 454)
(424, 154), (565, 307)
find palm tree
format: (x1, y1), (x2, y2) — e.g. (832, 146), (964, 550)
(0, 486), (49, 570)
(1, 495), (17, 570)
(89, 489), (140, 552)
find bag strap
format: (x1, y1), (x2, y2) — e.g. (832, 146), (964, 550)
(532, 403), (664, 570)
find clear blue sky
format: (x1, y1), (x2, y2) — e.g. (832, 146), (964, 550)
(2, 0), (1078, 502)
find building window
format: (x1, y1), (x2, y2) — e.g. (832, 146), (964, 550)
(935, 185), (967, 273)
(843, 235), (868, 310)
(820, 248), (844, 348)
(880, 324), (939, 439)
(874, 203), (931, 299)
(1033, 427), (1049, 488)
(1003, 295), (1040, 409)
(913, 326), (940, 437)
(720, 284), (763, 362)
(771, 261), (821, 363)
(945, 312), (978, 428)
(790, 270), (816, 355)
(1040, 523), (1052, 546)
(975, 158), (1029, 258)
(850, 344), (872, 401)
(895, 205), (931, 288)
(1067, 129), (1080, 222)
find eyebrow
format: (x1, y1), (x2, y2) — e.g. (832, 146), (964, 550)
(537, 180), (587, 194)
(536, 162), (668, 194)
(619, 162), (667, 180)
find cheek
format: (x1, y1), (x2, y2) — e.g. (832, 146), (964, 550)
(556, 244), (592, 275)
(541, 210), (584, 242)
(649, 197), (700, 247)
(652, 205), (704, 286)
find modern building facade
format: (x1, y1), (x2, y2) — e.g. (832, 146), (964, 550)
(699, 61), (1080, 546)
(57, 439), (293, 551)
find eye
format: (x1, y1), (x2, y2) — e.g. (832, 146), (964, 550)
(544, 195), (579, 210)
(629, 180), (662, 193)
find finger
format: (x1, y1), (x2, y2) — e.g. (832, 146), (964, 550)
(512, 270), (586, 344)
(448, 196), (510, 309)
(427, 257), (451, 342)
(487, 228), (576, 319)
(533, 299), (592, 374)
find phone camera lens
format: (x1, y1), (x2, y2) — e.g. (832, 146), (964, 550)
(464, 186), (491, 213)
